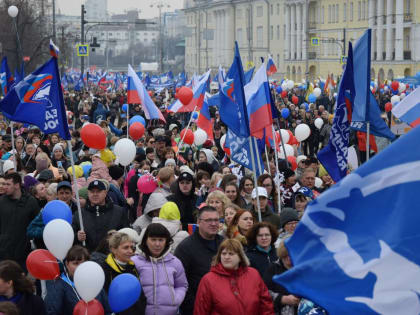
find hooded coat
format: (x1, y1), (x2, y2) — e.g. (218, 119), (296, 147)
(132, 249), (188, 315)
(167, 180), (197, 230)
(133, 192), (168, 234)
(194, 263), (274, 315)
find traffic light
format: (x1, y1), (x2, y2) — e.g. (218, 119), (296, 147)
(91, 37), (100, 52)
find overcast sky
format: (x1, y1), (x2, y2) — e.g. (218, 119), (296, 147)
(56, 0), (184, 18)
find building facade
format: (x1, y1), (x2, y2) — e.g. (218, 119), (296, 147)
(185, 0), (420, 81)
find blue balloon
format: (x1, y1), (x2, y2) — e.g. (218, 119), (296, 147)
(42, 200), (72, 225)
(281, 108), (290, 119)
(109, 274), (142, 313)
(370, 81), (375, 87)
(380, 88), (384, 93)
(308, 93), (316, 103)
(82, 164), (92, 176)
(129, 115), (146, 126)
(122, 104), (128, 112)
(276, 86), (282, 93)
(191, 112), (199, 120)
(392, 89), (398, 95)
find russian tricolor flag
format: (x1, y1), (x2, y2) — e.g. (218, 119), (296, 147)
(266, 55), (277, 76)
(127, 64), (165, 122)
(168, 70), (211, 113)
(197, 94), (213, 140)
(49, 39), (59, 59)
(245, 63), (273, 139)
(392, 87), (420, 128)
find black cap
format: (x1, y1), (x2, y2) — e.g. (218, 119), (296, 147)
(57, 181), (72, 191)
(88, 180), (106, 191)
(38, 169), (54, 181)
(155, 135), (166, 143)
(179, 172), (194, 182)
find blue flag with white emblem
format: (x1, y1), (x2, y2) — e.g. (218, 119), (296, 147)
(0, 57), (70, 140)
(275, 124), (420, 314)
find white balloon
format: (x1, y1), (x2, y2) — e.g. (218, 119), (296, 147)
(295, 123), (311, 141)
(400, 92), (406, 99)
(281, 82), (288, 91)
(287, 80), (295, 90)
(220, 134), (226, 148)
(193, 128), (207, 146)
(398, 82), (406, 93)
(384, 85), (389, 91)
(43, 219), (74, 260)
(314, 177), (323, 188)
(391, 95), (400, 105)
(280, 129), (290, 144)
(279, 144), (295, 159)
(314, 117), (324, 130)
(74, 261), (105, 302)
(113, 138), (136, 166)
(313, 87), (321, 98)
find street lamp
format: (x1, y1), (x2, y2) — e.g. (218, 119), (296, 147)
(150, 1), (170, 73)
(8, 5), (23, 67)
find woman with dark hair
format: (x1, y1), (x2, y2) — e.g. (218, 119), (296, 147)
(0, 260), (45, 315)
(132, 223), (188, 315)
(194, 239), (274, 315)
(45, 246), (110, 315)
(224, 182), (247, 208)
(101, 232), (146, 314)
(258, 174), (279, 213)
(226, 209), (254, 247)
(246, 222), (279, 277)
(239, 175), (254, 205)
(219, 174), (237, 191)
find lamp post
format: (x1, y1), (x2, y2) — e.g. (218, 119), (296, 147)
(8, 5), (23, 68)
(150, 1), (170, 73)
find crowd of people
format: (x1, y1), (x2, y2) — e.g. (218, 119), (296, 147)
(0, 82), (394, 315)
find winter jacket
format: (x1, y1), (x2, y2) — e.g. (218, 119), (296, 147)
(174, 229), (224, 315)
(72, 198), (129, 252)
(263, 259), (297, 315)
(250, 205), (281, 230)
(132, 249), (188, 315)
(133, 192), (168, 234)
(194, 263), (274, 315)
(93, 103), (109, 124)
(0, 192), (40, 264)
(101, 254), (147, 315)
(124, 168), (137, 197)
(14, 292), (46, 315)
(246, 245), (278, 277)
(139, 217), (188, 254)
(167, 181), (197, 231)
(45, 273), (111, 315)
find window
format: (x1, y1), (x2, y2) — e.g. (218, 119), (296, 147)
(277, 25), (280, 40)
(237, 9), (242, 19)
(257, 6), (263, 17)
(336, 4), (339, 22)
(328, 5), (331, 23)
(321, 6), (325, 23)
(358, 1), (361, 20)
(257, 26), (263, 47)
(237, 28), (242, 46)
(350, 2), (354, 21)
(343, 3), (347, 22)
(270, 4), (273, 15)
(405, 0), (410, 13)
(277, 4), (280, 15)
(270, 25), (273, 40)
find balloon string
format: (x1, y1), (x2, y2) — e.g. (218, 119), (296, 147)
(61, 260), (82, 302)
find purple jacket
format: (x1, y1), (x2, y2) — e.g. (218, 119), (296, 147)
(132, 249), (188, 315)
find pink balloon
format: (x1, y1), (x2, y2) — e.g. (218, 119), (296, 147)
(137, 174), (157, 194)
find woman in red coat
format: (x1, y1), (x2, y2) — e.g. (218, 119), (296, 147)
(194, 239), (274, 315)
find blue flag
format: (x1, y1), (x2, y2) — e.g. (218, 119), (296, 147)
(352, 29), (371, 122)
(244, 67), (255, 85)
(275, 123), (420, 314)
(225, 130), (264, 177)
(0, 57), (14, 96)
(74, 73), (84, 91)
(0, 57), (71, 140)
(317, 42), (355, 182)
(350, 92), (396, 140)
(219, 42), (250, 138)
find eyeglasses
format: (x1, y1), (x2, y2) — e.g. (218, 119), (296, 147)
(199, 218), (220, 224)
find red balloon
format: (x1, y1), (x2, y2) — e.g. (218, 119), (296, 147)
(286, 130), (294, 144)
(289, 136), (299, 145)
(281, 90), (288, 98)
(406, 83), (410, 90)
(176, 87), (181, 93)
(129, 122), (145, 140)
(391, 81), (399, 91)
(292, 95), (299, 105)
(177, 87), (193, 106)
(287, 156), (297, 171)
(81, 124), (106, 150)
(379, 84), (385, 89)
(385, 102), (392, 112)
(26, 249), (59, 280)
(180, 128), (194, 145)
(148, 91), (153, 97)
(372, 88), (376, 94)
(73, 299), (104, 315)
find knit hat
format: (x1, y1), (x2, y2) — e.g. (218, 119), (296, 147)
(279, 208), (299, 228)
(78, 187), (88, 200)
(296, 155), (307, 165)
(23, 175), (39, 192)
(37, 169), (54, 181)
(53, 144), (63, 152)
(159, 201), (181, 221)
(165, 158), (176, 167)
(118, 228), (141, 244)
(179, 165), (194, 176)
(2, 160), (14, 174)
(108, 165), (124, 180)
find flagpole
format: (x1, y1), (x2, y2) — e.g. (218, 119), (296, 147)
(126, 104), (129, 138)
(10, 122), (17, 171)
(264, 145), (271, 176)
(67, 140), (85, 246)
(272, 124), (282, 213)
(366, 121), (370, 161)
(249, 136), (262, 222)
(276, 118), (289, 166)
(176, 105), (197, 158)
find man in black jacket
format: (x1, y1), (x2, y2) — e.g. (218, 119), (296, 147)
(0, 173), (40, 269)
(175, 206), (224, 315)
(73, 180), (129, 252)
